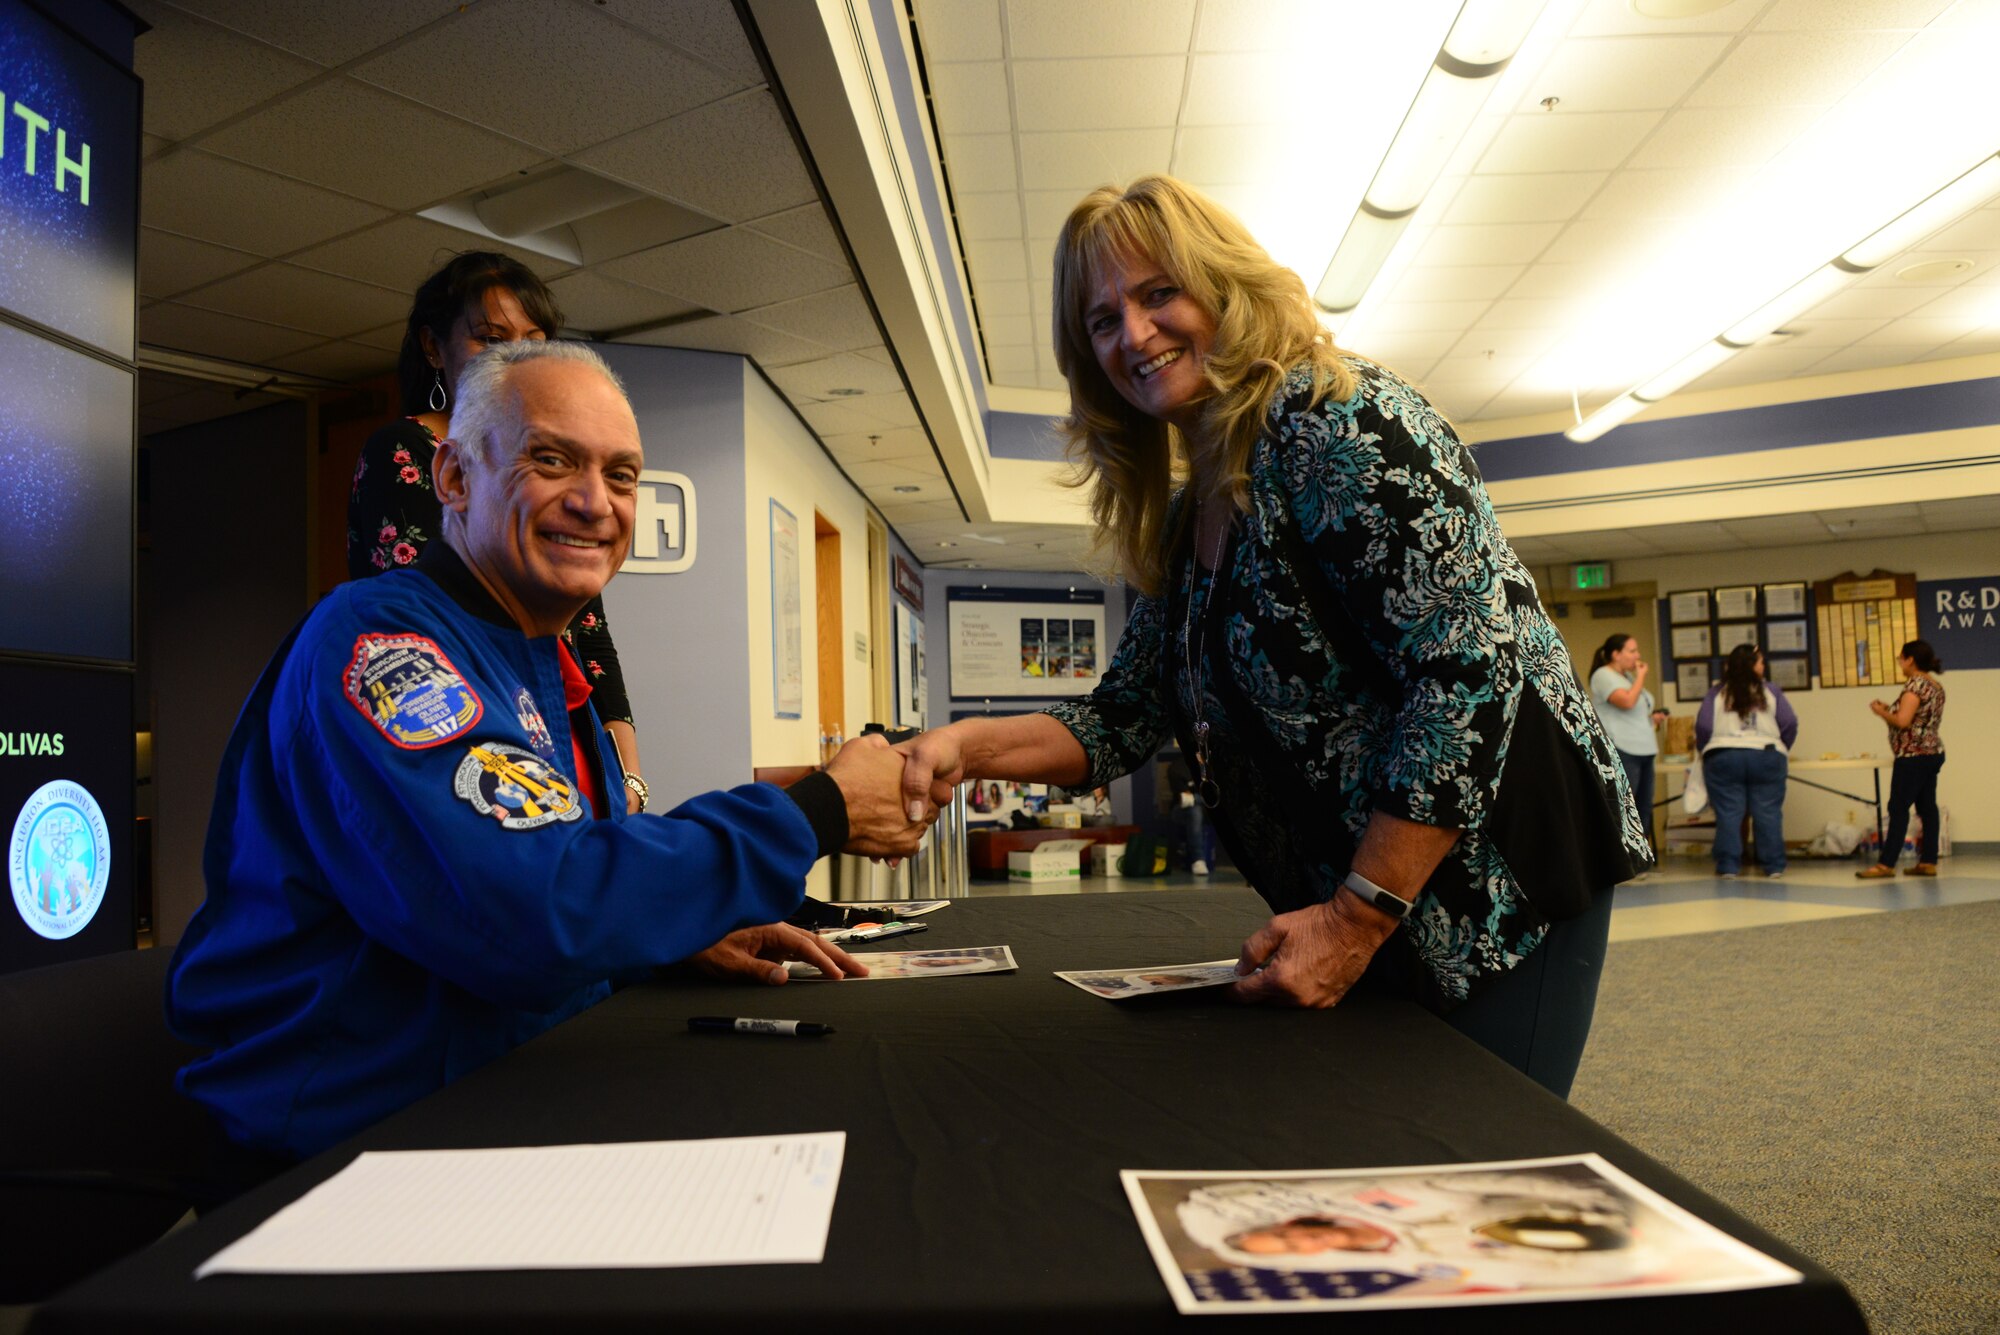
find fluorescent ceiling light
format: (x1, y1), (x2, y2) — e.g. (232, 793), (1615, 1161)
(1634, 340), (1735, 402)
(1841, 153), (2000, 270)
(1441, 0), (1550, 65)
(1316, 210), (1415, 313)
(1721, 266), (1852, 347)
(1565, 392), (1647, 444)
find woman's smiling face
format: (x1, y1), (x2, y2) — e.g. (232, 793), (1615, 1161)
(1084, 250), (1217, 432)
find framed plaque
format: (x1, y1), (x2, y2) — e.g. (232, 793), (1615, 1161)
(1715, 585), (1758, 620)
(1714, 622), (1759, 655)
(1670, 624), (1713, 659)
(1763, 582), (1807, 617)
(1675, 660), (1713, 702)
(1766, 656), (1810, 691)
(1667, 589), (1711, 624)
(1764, 619), (1809, 654)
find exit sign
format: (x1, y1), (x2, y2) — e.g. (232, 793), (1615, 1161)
(1573, 562), (1612, 590)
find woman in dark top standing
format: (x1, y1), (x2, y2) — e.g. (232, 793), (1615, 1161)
(347, 252), (648, 812)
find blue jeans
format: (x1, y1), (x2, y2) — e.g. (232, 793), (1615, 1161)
(1880, 753), (1946, 866)
(1617, 750), (1655, 851)
(1706, 747), (1788, 875)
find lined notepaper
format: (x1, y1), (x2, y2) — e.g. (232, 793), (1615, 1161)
(195, 1132), (845, 1277)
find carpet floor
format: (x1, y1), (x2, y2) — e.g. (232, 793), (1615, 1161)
(1572, 899), (1999, 1335)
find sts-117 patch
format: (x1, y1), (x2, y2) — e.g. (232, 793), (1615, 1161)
(344, 633), (483, 749)
(453, 741), (584, 830)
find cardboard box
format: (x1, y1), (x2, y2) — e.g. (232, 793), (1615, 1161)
(1008, 838), (1092, 882)
(1090, 842), (1126, 877)
(1039, 805), (1083, 829)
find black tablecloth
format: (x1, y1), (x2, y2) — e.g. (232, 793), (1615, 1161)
(32, 889), (1867, 1332)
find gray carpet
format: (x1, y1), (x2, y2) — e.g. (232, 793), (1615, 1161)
(1572, 900), (2000, 1335)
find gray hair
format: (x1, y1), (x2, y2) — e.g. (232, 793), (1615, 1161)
(446, 339), (628, 467)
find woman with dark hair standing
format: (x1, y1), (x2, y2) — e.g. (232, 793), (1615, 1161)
(346, 252), (647, 811)
(1695, 644), (1798, 879)
(1587, 634), (1669, 855)
(1858, 639), (1946, 878)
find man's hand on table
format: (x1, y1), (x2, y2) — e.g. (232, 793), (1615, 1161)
(686, 923), (869, 985)
(826, 733), (937, 858)
(1227, 892), (1400, 1008)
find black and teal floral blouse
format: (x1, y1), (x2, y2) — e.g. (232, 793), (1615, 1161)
(346, 417), (636, 727)
(1046, 358), (1650, 1009)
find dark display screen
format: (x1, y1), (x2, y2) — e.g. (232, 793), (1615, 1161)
(0, 0), (139, 358)
(0, 658), (133, 973)
(0, 319), (133, 661)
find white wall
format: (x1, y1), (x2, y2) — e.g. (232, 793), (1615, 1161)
(1553, 530), (1995, 844)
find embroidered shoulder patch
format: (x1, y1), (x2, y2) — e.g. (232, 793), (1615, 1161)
(343, 633), (484, 750)
(453, 741), (584, 830)
(514, 686), (556, 761)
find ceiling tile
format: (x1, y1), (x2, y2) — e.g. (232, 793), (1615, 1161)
(1569, 0), (1764, 36)
(350, 322), (406, 353)
(1513, 36), (1731, 113)
(1021, 128), (1172, 190)
(1474, 297), (1579, 329)
(928, 63), (1014, 136)
(985, 345), (1037, 376)
(1856, 315), (1983, 347)
(1364, 301), (1495, 333)
(1412, 223), (1563, 267)
(805, 400), (893, 437)
(142, 150), (391, 256)
(1804, 284), (1939, 320)
(1003, 0), (1196, 57)
(1386, 265), (1525, 304)
(351, 0), (739, 155)
(767, 354), (908, 401)
(176, 263), (412, 338)
(955, 192), (1025, 241)
(594, 0), (765, 84)
(964, 240), (1030, 285)
(1773, 317), (1892, 347)
(200, 79), (545, 211)
(974, 281), (1032, 317)
(1579, 165), (1757, 219)
(1012, 57), (1184, 132)
(266, 338), (398, 381)
(841, 458), (941, 489)
(291, 217), (574, 293)
(574, 91), (815, 224)
(151, 0), (470, 66)
(741, 285), (882, 352)
(1908, 207), (2000, 254)
(940, 133), (1020, 193)
(1537, 216), (1679, 268)
(139, 228), (263, 299)
(1174, 127), (1306, 188)
(1686, 31), (1909, 107)
(1476, 112), (1664, 173)
(837, 392), (921, 429)
(1183, 52), (1336, 126)
(1756, 0), (1954, 33)
(743, 205), (846, 265)
(822, 427), (932, 462)
(980, 313), (1035, 346)
(1445, 326), (1562, 361)
(619, 314), (832, 368)
(913, 0), (1003, 62)
(130, 4), (323, 140)
(1441, 172), (1607, 225)
(1625, 104), (1822, 169)
(545, 272), (706, 335)
(601, 228), (849, 315)
(139, 301), (325, 363)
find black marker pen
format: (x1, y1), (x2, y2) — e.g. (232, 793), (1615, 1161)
(688, 1016), (835, 1037)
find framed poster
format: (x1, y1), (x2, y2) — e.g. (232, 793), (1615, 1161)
(1764, 619), (1810, 654)
(894, 602), (927, 729)
(1675, 660), (1713, 702)
(1766, 656), (1810, 691)
(947, 585), (1107, 700)
(1763, 582), (1807, 617)
(1670, 624), (1712, 659)
(1667, 589), (1711, 624)
(768, 500), (802, 719)
(1714, 622), (1759, 655)
(1715, 586), (1758, 621)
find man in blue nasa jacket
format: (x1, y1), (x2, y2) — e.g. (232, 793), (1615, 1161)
(168, 340), (925, 1162)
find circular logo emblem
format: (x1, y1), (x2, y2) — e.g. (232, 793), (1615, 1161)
(10, 779), (112, 940)
(452, 741), (584, 831)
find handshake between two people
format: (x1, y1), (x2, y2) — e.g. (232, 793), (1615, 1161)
(821, 729), (965, 860)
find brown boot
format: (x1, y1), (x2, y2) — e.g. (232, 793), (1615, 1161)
(1855, 864), (1896, 879)
(1905, 863), (1938, 877)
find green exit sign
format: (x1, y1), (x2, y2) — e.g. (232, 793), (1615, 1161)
(1573, 562), (1612, 590)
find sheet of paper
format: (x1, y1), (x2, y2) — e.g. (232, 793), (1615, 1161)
(1123, 1153), (1801, 1314)
(788, 944), (1016, 979)
(1056, 959), (1239, 999)
(195, 1132), (845, 1278)
(839, 899), (951, 917)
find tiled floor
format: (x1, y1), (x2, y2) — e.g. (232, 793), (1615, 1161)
(961, 854), (2000, 943)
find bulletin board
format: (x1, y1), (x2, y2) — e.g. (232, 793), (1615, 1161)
(1659, 581), (1821, 702)
(1812, 571), (1918, 688)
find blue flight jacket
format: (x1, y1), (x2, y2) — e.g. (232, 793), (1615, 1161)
(168, 545), (848, 1159)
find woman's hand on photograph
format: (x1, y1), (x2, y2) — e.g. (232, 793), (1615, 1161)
(1227, 896), (1398, 1009)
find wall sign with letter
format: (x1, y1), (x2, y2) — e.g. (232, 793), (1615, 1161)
(620, 469), (697, 574)
(948, 585), (1106, 700)
(1916, 576), (2000, 669)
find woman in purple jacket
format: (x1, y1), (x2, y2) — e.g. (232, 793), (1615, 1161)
(1696, 644), (1799, 879)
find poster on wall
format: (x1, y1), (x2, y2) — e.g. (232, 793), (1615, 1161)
(769, 500), (802, 719)
(894, 603), (926, 729)
(947, 585), (1107, 700)
(1915, 576), (2000, 669)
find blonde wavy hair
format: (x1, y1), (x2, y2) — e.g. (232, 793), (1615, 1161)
(1051, 175), (1353, 597)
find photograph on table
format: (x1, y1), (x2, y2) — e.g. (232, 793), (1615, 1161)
(786, 945), (1018, 980)
(1122, 1154), (1801, 1315)
(1668, 589), (1712, 624)
(1055, 960), (1238, 1000)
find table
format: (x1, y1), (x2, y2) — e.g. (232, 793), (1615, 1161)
(1659, 756), (1888, 836)
(32, 890), (1866, 1333)
(966, 823), (1140, 879)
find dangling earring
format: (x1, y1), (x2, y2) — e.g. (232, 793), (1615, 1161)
(429, 369), (448, 413)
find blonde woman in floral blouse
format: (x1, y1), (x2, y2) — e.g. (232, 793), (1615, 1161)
(347, 252), (648, 811)
(1858, 639), (1946, 878)
(897, 177), (1649, 1098)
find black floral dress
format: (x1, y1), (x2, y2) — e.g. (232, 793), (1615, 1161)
(1045, 359), (1650, 1010)
(346, 418), (635, 726)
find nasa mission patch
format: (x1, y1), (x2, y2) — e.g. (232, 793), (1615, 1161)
(10, 779), (112, 940)
(344, 633), (483, 749)
(452, 741), (584, 831)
